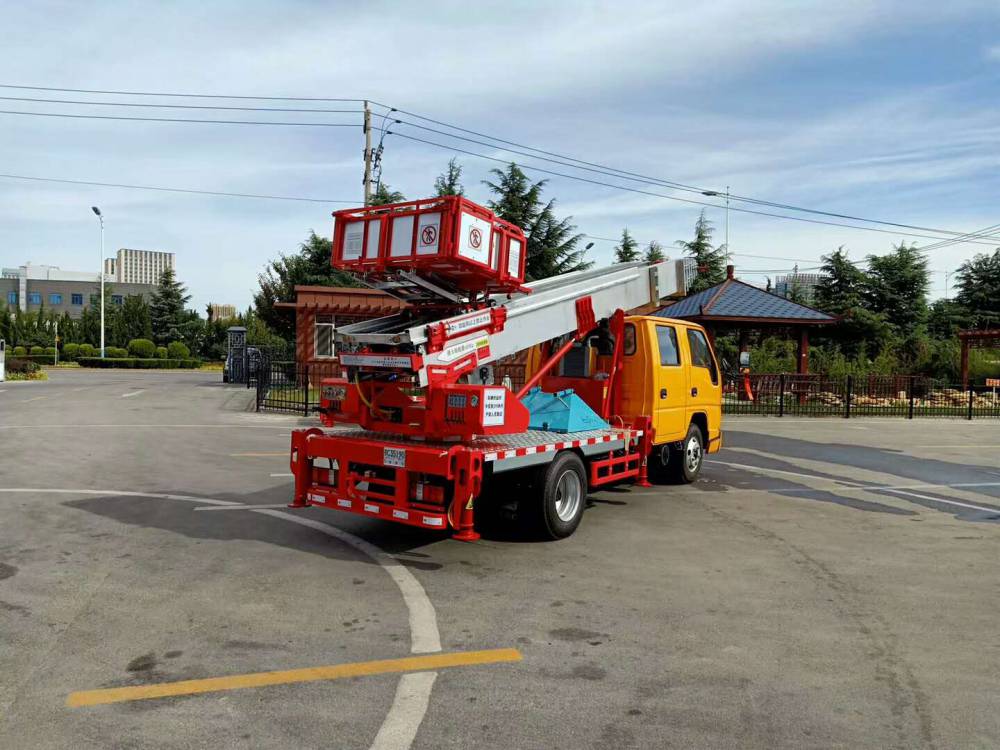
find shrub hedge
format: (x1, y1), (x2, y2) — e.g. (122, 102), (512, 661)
(155, 346), (168, 359)
(30, 345), (44, 355)
(77, 357), (202, 369)
(78, 344), (95, 357)
(63, 343), (80, 360)
(13, 346), (26, 356)
(167, 341), (191, 359)
(128, 338), (156, 358)
(5, 357), (41, 374)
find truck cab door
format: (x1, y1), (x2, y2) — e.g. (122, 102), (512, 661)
(652, 322), (688, 443)
(683, 327), (722, 450)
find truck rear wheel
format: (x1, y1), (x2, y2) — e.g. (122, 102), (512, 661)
(531, 451), (587, 539)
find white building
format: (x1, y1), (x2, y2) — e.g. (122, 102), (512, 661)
(105, 249), (175, 285)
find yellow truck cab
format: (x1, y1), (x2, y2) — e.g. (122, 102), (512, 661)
(619, 315), (723, 482)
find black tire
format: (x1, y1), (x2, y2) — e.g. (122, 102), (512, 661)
(530, 451), (588, 540)
(666, 423), (705, 484)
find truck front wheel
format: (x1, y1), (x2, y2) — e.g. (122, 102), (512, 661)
(532, 451), (587, 539)
(669, 423), (704, 484)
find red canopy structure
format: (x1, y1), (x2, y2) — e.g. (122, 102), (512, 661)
(958, 329), (1000, 386)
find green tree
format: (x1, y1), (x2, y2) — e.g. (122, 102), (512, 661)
(484, 163), (590, 280)
(643, 240), (665, 263)
(614, 228), (639, 263)
(110, 295), (153, 347)
(676, 211), (726, 292)
(254, 231), (359, 341)
(813, 247), (865, 315)
(150, 268), (191, 345)
(927, 298), (969, 339)
(433, 158), (465, 197)
(863, 243), (929, 338)
(370, 182), (405, 206)
(955, 249), (1000, 328)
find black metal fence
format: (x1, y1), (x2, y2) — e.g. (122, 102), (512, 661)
(724, 373), (1000, 419)
(254, 361), (1000, 420)
(255, 360), (342, 415)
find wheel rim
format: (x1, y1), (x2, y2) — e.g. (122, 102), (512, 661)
(685, 435), (703, 473)
(554, 470), (582, 522)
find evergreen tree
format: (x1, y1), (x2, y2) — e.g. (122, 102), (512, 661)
(433, 158), (465, 197)
(955, 249), (1000, 328)
(643, 240), (665, 263)
(863, 243), (929, 338)
(927, 298), (969, 339)
(614, 228), (639, 263)
(485, 163), (590, 279)
(114, 295), (154, 345)
(150, 267), (191, 345)
(254, 231), (359, 341)
(676, 211), (726, 292)
(370, 182), (405, 205)
(813, 247), (865, 315)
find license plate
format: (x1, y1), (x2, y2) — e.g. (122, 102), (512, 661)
(383, 447), (405, 468)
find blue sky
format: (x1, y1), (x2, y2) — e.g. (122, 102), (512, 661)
(2, 1), (999, 310)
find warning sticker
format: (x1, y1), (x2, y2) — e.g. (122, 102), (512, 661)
(469, 227), (483, 249)
(344, 222), (364, 260)
(440, 335), (490, 363)
(417, 213), (441, 255)
(444, 310), (492, 337)
(482, 388), (506, 427)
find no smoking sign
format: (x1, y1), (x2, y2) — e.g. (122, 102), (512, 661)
(420, 225), (438, 245)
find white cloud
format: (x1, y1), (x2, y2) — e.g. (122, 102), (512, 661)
(986, 44), (1000, 60)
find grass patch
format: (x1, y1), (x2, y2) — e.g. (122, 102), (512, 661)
(4, 370), (48, 381)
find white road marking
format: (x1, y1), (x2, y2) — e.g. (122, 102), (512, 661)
(20, 396), (47, 403)
(880, 488), (1000, 515)
(0, 488), (442, 750)
(707, 460), (1000, 514)
(0, 389), (6, 393)
(0, 423), (293, 430)
(270, 472), (293, 478)
(193, 503), (294, 511)
(121, 390), (145, 398)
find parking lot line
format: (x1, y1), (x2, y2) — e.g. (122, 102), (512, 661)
(230, 451), (287, 457)
(193, 503), (293, 511)
(121, 390), (144, 398)
(20, 395), (47, 403)
(67, 648), (522, 708)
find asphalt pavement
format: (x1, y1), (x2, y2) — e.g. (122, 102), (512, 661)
(1, 369), (998, 749)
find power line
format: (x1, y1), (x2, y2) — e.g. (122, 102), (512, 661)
(381, 105), (1000, 242)
(0, 82), (365, 102)
(0, 173), (357, 204)
(0, 109), (361, 128)
(0, 95), (363, 114)
(388, 131), (1000, 248)
(2, 82), (995, 248)
(916, 222), (1000, 253)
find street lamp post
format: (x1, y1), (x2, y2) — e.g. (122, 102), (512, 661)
(91, 206), (105, 358)
(702, 187), (731, 262)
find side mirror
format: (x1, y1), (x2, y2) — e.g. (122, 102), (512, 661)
(739, 351), (750, 367)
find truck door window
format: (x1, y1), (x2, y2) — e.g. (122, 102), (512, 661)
(686, 329), (718, 384)
(623, 323), (636, 355)
(655, 325), (680, 366)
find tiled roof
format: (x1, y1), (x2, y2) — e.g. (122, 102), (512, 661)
(656, 278), (835, 322)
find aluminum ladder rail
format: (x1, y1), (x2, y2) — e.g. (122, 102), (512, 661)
(336, 259), (687, 386)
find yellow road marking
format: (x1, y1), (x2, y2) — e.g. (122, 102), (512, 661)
(229, 451), (287, 457)
(67, 648), (521, 707)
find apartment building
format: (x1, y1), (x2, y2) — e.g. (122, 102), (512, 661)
(105, 248), (175, 285)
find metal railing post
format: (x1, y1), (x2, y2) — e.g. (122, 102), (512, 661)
(778, 374), (785, 417)
(844, 375), (853, 419)
(303, 364), (310, 416)
(968, 383), (974, 420)
(908, 377), (915, 419)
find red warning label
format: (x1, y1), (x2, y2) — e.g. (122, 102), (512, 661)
(469, 227), (482, 249)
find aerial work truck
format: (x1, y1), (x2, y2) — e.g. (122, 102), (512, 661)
(289, 196), (722, 540)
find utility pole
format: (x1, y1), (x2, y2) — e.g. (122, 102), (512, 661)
(363, 100), (372, 206)
(701, 186), (731, 263)
(92, 206), (106, 358)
